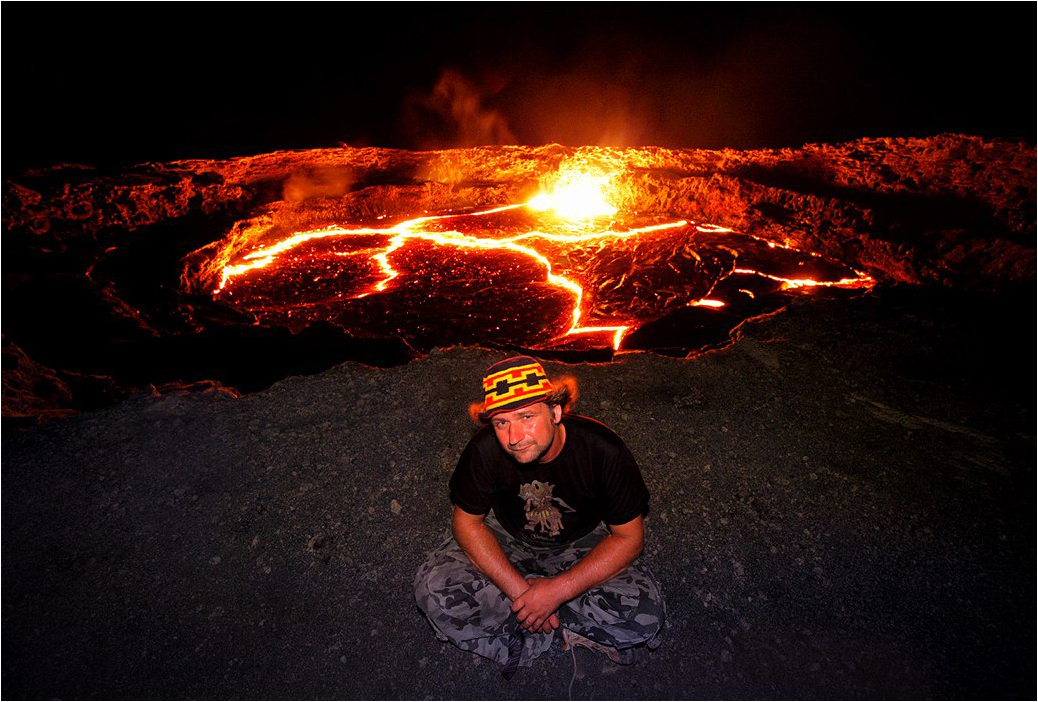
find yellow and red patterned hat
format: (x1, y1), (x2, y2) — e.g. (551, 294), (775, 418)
(480, 356), (555, 419)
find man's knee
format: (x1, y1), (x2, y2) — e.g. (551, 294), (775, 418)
(413, 561), (438, 613)
(414, 543), (465, 611)
(566, 566), (665, 632)
(414, 542), (509, 621)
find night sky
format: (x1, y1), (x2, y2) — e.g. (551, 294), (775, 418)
(4, 3), (1035, 172)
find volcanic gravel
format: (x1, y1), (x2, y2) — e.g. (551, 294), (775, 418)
(3, 285), (1034, 700)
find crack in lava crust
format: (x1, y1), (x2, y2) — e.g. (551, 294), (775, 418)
(206, 194), (874, 353)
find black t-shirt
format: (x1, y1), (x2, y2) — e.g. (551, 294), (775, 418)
(449, 415), (650, 548)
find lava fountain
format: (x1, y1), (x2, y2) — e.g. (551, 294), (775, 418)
(200, 160), (873, 354)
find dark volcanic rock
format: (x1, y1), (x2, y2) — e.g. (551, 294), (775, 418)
(2, 285), (1033, 699)
(1, 337), (126, 428)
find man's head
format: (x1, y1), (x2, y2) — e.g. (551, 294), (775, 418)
(489, 402), (563, 464)
(471, 356), (576, 464)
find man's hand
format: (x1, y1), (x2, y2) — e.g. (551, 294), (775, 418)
(512, 577), (564, 634)
(512, 516), (646, 635)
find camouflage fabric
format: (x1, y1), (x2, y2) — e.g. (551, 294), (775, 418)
(414, 513), (665, 670)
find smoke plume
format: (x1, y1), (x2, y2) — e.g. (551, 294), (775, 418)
(400, 69), (517, 150)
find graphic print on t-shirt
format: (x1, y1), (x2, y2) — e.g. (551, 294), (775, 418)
(519, 480), (575, 537)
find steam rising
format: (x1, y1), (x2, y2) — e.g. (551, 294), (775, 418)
(283, 167), (355, 202)
(400, 69), (517, 150)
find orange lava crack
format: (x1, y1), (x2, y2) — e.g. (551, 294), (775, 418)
(216, 202), (709, 349)
(213, 183), (873, 350)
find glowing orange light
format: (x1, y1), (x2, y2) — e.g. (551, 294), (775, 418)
(732, 268), (875, 290)
(211, 164), (875, 352)
(217, 224), (391, 291)
(526, 167), (617, 220)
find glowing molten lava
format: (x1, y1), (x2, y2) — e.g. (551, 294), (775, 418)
(526, 167), (618, 220)
(207, 166), (873, 353)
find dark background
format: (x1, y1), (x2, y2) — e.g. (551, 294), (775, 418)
(4, 3), (1035, 172)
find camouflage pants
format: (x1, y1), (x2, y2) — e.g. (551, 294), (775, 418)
(414, 513), (665, 669)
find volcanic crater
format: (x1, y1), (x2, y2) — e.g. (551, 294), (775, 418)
(3, 135), (1034, 424)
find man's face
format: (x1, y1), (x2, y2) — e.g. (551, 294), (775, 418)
(490, 402), (563, 464)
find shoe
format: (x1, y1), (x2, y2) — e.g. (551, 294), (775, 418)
(560, 627), (624, 665)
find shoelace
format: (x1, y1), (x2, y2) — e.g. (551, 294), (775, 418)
(501, 627), (524, 680)
(568, 643), (579, 700)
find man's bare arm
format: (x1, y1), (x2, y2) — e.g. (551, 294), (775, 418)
(554, 515), (644, 599)
(451, 506), (530, 601)
(510, 515), (645, 632)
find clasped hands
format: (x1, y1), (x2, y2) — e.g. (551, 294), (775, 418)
(511, 576), (566, 634)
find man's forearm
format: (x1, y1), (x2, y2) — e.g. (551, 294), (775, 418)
(509, 522), (644, 631)
(452, 510), (529, 600)
(551, 528), (643, 602)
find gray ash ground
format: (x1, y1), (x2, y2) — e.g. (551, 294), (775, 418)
(3, 285), (1034, 699)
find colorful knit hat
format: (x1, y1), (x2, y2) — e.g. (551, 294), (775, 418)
(480, 356), (555, 419)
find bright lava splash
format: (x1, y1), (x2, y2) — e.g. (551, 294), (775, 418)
(209, 167), (873, 354)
